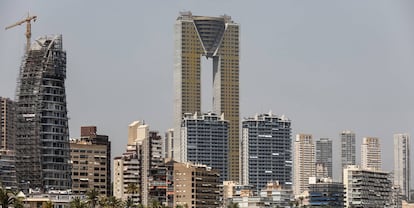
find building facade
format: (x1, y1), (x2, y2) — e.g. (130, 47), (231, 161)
(164, 129), (174, 159)
(394, 133), (410, 201)
(173, 162), (220, 208)
(15, 35), (71, 191)
(308, 178), (344, 208)
(0, 97), (16, 151)
(241, 113), (292, 191)
(70, 126), (111, 196)
(361, 137), (381, 171)
(340, 131), (356, 172)
(114, 121), (165, 206)
(315, 138), (332, 178)
(181, 112), (228, 182)
(0, 97), (17, 189)
(174, 11), (240, 181)
(343, 165), (392, 207)
(294, 134), (315, 196)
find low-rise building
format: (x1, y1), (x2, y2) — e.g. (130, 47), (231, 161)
(308, 177), (344, 207)
(343, 165), (392, 208)
(231, 182), (292, 208)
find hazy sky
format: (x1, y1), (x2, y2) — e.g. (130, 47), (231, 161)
(1, 1), (414, 181)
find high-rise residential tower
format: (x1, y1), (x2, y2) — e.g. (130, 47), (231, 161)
(394, 133), (410, 201)
(315, 138), (333, 178)
(181, 112), (228, 182)
(241, 113), (292, 191)
(15, 35), (71, 190)
(174, 11), (240, 181)
(0, 97), (16, 151)
(340, 130), (355, 178)
(361, 137), (381, 171)
(293, 134), (315, 196)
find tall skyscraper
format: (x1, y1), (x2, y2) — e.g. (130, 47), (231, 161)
(340, 130), (356, 170)
(174, 11), (240, 181)
(394, 133), (410, 201)
(181, 112), (228, 182)
(361, 137), (381, 171)
(0, 97), (16, 151)
(315, 138), (333, 178)
(15, 35), (71, 190)
(70, 126), (111, 196)
(293, 134), (315, 196)
(0, 97), (17, 189)
(241, 113), (292, 191)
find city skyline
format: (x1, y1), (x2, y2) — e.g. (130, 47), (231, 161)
(1, 1), (414, 182)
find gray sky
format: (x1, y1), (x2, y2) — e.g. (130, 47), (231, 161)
(1, 1), (414, 182)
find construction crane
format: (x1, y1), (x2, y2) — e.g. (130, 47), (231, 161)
(5, 13), (37, 52)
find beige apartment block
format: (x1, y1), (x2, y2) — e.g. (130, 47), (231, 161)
(70, 126), (111, 196)
(361, 137), (381, 171)
(293, 134), (315, 196)
(173, 162), (220, 208)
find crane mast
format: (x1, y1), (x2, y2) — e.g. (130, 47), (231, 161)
(5, 13), (37, 52)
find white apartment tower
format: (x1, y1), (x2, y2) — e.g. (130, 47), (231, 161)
(394, 133), (410, 201)
(294, 134), (315, 196)
(361, 137), (381, 171)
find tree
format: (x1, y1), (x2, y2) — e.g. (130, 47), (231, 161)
(42, 201), (53, 208)
(86, 188), (100, 208)
(125, 197), (136, 208)
(149, 199), (161, 208)
(106, 196), (122, 208)
(126, 183), (140, 195)
(227, 202), (240, 208)
(0, 187), (14, 208)
(70, 197), (87, 208)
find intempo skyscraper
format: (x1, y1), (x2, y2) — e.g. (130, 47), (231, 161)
(15, 35), (71, 191)
(174, 12), (240, 181)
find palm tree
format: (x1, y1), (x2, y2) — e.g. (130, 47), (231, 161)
(149, 199), (161, 208)
(13, 198), (24, 208)
(97, 196), (108, 208)
(70, 197), (87, 208)
(0, 187), (14, 208)
(227, 202), (240, 208)
(126, 183), (140, 195)
(42, 201), (53, 208)
(106, 196), (122, 208)
(86, 188), (100, 208)
(125, 197), (135, 208)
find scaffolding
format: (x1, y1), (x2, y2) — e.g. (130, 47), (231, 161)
(15, 35), (71, 192)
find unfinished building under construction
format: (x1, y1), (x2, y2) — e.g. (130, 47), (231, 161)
(15, 35), (71, 191)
